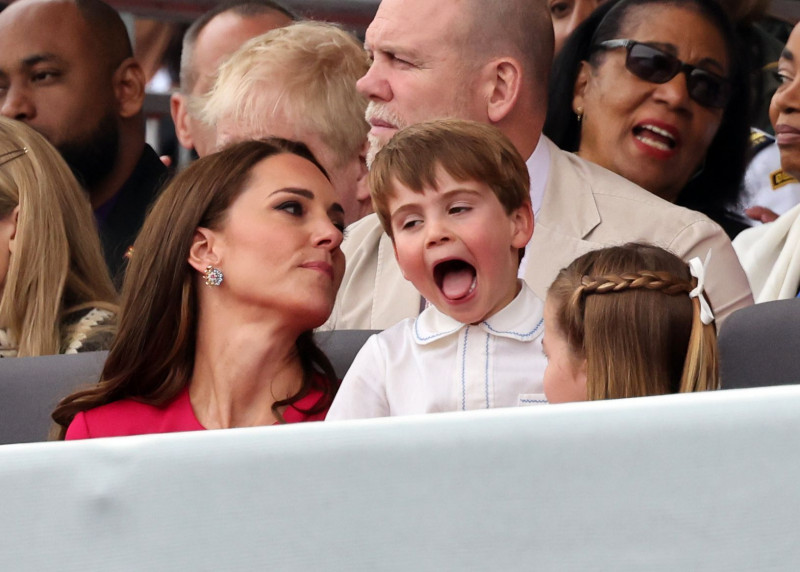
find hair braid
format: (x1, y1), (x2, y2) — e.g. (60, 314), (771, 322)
(578, 271), (694, 297)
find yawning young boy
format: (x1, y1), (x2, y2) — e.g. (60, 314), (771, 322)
(327, 119), (547, 419)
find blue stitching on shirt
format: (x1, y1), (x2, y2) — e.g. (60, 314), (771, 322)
(414, 315), (461, 342)
(484, 332), (490, 409)
(482, 317), (544, 339)
(461, 326), (469, 411)
(519, 398), (548, 404)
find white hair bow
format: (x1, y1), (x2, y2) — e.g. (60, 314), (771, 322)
(688, 251), (714, 325)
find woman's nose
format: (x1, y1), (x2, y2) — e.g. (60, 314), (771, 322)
(652, 71), (693, 112)
(314, 217), (344, 250)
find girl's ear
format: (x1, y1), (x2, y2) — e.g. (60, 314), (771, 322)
(6, 205), (20, 255)
(187, 227), (221, 274)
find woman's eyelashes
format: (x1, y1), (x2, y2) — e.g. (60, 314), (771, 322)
(775, 68), (795, 86)
(276, 200), (304, 217)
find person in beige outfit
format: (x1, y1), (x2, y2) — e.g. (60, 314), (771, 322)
(326, 0), (752, 330)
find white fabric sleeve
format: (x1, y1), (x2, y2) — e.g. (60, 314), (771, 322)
(325, 334), (390, 420)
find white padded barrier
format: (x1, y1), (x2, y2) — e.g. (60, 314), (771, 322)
(1, 385), (799, 570)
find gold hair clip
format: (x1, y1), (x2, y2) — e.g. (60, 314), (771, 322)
(0, 147), (28, 168)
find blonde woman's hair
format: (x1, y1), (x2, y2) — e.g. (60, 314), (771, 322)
(0, 117), (116, 356)
(548, 243), (718, 399)
(199, 20), (369, 168)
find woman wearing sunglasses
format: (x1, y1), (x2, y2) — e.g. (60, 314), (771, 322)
(544, 0), (751, 238)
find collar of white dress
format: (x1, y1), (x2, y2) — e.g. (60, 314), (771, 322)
(412, 281), (545, 345)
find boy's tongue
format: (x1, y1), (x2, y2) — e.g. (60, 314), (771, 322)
(441, 267), (475, 300)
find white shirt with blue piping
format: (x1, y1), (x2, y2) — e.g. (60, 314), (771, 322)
(327, 281), (548, 420)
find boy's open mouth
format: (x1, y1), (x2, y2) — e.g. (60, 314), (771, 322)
(434, 259), (476, 301)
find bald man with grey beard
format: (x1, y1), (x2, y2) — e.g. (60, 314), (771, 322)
(325, 0), (752, 330)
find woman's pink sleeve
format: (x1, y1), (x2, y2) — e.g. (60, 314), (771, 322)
(64, 412), (91, 440)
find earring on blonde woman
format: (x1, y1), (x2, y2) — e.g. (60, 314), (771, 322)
(575, 107), (584, 123)
(203, 265), (223, 287)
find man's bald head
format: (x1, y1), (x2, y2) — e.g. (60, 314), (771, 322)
(1, 0), (132, 76)
(171, 0), (295, 155)
(0, 0), (146, 196)
(74, 0), (133, 72)
(179, 0), (296, 94)
(358, 0), (554, 163)
(462, 0), (554, 102)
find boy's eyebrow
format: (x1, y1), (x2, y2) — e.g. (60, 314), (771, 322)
(388, 187), (485, 220)
(388, 201), (420, 221)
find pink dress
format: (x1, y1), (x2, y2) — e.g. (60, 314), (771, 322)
(65, 383), (330, 440)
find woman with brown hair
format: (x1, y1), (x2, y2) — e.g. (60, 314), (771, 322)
(542, 243), (718, 403)
(53, 138), (345, 438)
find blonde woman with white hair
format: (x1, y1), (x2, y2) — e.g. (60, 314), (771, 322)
(0, 117), (117, 356)
(199, 20), (371, 225)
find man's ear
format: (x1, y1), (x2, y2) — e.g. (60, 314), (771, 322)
(113, 57), (147, 119)
(6, 205), (20, 255)
(187, 227), (222, 274)
(170, 92), (195, 151)
(355, 140), (371, 205)
(510, 201), (534, 249)
(483, 57), (523, 124)
(572, 61), (591, 116)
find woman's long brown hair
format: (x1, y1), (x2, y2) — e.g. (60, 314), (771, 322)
(548, 243), (718, 399)
(52, 139), (339, 438)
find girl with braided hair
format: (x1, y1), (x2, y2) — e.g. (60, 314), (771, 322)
(542, 243), (718, 403)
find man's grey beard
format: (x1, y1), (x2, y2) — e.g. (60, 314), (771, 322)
(364, 101), (406, 170)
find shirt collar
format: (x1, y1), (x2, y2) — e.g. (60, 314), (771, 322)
(413, 281), (545, 345)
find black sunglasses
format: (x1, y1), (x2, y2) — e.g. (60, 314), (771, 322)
(592, 39), (732, 109)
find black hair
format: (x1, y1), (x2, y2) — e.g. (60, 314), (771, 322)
(543, 0), (751, 232)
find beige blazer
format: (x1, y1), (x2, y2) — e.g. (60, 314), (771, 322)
(326, 139), (753, 330)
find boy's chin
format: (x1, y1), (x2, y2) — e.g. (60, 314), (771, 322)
(428, 293), (492, 325)
(424, 278), (521, 325)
